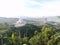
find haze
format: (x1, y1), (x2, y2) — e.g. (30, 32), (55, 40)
(0, 0), (60, 18)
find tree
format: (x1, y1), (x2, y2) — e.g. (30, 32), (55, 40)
(41, 26), (56, 45)
(29, 32), (41, 45)
(47, 33), (60, 45)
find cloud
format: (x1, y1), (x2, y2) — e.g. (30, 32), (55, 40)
(23, 0), (60, 17)
(0, 0), (60, 18)
(0, 0), (28, 17)
(33, 0), (60, 2)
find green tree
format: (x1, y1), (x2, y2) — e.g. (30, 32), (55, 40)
(47, 33), (60, 45)
(29, 32), (41, 45)
(41, 26), (56, 45)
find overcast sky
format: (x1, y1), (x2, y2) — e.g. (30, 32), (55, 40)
(0, 0), (60, 18)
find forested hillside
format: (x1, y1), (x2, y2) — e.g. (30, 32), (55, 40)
(0, 16), (60, 45)
(0, 23), (60, 45)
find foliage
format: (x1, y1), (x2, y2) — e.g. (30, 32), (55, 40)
(0, 23), (60, 45)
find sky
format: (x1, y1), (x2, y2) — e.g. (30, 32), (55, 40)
(0, 0), (60, 18)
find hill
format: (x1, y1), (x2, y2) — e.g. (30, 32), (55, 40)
(0, 17), (19, 24)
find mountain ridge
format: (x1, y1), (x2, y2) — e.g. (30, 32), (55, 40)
(0, 16), (60, 25)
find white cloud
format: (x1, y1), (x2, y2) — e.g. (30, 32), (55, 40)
(0, 0), (60, 18)
(24, 1), (60, 17)
(0, 0), (28, 17)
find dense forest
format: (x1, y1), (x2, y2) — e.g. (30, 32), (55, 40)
(0, 23), (60, 45)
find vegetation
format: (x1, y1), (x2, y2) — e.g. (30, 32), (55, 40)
(0, 23), (60, 45)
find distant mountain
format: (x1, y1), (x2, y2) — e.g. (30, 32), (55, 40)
(20, 16), (60, 23)
(0, 17), (19, 24)
(0, 16), (60, 26)
(19, 16), (60, 26)
(46, 16), (60, 22)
